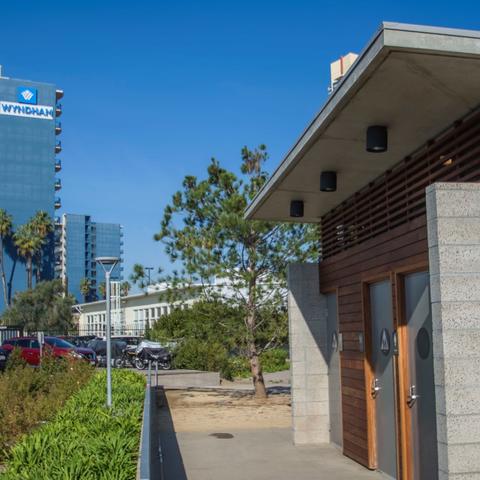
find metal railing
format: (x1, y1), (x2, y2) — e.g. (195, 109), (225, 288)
(0, 326), (23, 343)
(138, 361), (163, 480)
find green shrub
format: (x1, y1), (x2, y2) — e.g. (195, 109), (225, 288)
(173, 338), (233, 379)
(0, 356), (93, 459)
(260, 348), (289, 373)
(1, 370), (145, 480)
(227, 356), (250, 378)
(148, 300), (290, 382)
(173, 342), (289, 380)
(5, 347), (27, 370)
(226, 348), (289, 379)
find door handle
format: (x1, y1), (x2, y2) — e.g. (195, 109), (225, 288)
(371, 378), (381, 398)
(407, 384), (420, 407)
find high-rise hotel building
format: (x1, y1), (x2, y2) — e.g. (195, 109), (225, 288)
(0, 66), (63, 312)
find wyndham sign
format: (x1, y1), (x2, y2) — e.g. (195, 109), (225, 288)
(0, 101), (54, 120)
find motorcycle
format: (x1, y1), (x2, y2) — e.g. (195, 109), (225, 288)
(115, 345), (137, 369)
(134, 340), (172, 370)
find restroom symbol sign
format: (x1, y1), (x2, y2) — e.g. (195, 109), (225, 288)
(380, 328), (390, 355)
(331, 332), (338, 352)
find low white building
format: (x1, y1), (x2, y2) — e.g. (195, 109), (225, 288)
(74, 276), (286, 337)
(74, 282), (196, 336)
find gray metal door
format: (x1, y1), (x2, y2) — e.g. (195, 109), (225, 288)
(326, 293), (342, 447)
(404, 272), (438, 480)
(370, 280), (397, 480)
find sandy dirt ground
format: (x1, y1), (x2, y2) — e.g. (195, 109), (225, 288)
(161, 389), (292, 432)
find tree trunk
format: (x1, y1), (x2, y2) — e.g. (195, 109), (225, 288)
(27, 256), (32, 289)
(246, 278), (267, 399)
(36, 252), (42, 282)
(249, 339), (267, 399)
(0, 237), (8, 308)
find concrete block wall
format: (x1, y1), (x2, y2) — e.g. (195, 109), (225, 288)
(287, 263), (329, 445)
(427, 183), (480, 480)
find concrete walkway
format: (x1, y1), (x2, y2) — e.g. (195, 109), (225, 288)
(129, 368), (221, 387)
(160, 427), (385, 480)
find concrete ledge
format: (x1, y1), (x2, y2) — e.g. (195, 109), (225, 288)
(138, 385), (162, 480)
(156, 370), (220, 388)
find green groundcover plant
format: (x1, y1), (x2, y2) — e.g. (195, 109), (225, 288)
(0, 350), (93, 458)
(0, 370), (145, 480)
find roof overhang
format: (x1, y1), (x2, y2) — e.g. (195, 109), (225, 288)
(245, 22), (480, 222)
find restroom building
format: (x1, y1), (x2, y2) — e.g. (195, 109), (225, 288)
(246, 23), (480, 480)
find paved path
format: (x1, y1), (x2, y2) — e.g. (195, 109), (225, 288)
(160, 427), (385, 480)
(157, 381), (385, 480)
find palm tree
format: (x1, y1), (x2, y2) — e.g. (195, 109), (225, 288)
(120, 281), (131, 297)
(0, 209), (13, 308)
(129, 263), (146, 287)
(31, 211), (53, 282)
(80, 277), (92, 302)
(98, 281), (106, 300)
(13, 223), (42, 289)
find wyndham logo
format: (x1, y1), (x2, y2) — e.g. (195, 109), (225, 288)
(17, 86), (37, 105)
(0, 101), (54, 120)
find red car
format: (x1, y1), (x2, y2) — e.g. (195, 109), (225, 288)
(1, 336), (97, 366)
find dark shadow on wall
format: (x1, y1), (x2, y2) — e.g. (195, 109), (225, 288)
(157, 387), (188, 480)
(5, 238), (19, 306)
(287, 263), (330, 365)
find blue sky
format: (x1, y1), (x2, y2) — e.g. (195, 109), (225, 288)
(0, 0), (477, 282)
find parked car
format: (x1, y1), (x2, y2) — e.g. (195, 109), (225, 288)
(111, 336), (142, 347)
(87, 338), (126, 367)
(1, 336), (97, 366)
(60, 335), (97, 348)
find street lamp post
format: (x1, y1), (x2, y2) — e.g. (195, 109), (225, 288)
(95, 256), (119, 408)
(145, 266), (154, 286)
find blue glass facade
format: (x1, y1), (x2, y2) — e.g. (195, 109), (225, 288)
(58, 214), (123, 303)
(0, 72), (60, 312)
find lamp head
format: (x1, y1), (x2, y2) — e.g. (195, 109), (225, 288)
(95, 256), (119, 266)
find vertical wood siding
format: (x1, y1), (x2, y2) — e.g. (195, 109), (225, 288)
(317, 107), (480, 467)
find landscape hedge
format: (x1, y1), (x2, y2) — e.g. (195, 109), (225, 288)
(0, 370), (145, 480)
(0, 350), (93, 459)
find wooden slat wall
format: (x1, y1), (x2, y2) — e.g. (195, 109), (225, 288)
(319, 216), (428, 467)
(321, 107), (480, 259)
(315, 106), (480, 468)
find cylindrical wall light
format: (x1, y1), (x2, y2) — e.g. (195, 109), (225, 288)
(290, 200), (304, 218)
(366, 125), (388, 152)
(320, 171), (337, 192)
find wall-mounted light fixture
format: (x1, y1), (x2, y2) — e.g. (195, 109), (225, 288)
(320, 171), (337, 192)
(366, 125), (388, 153)
(290, 200), (304, 218)
(440, 155), (454, 166)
